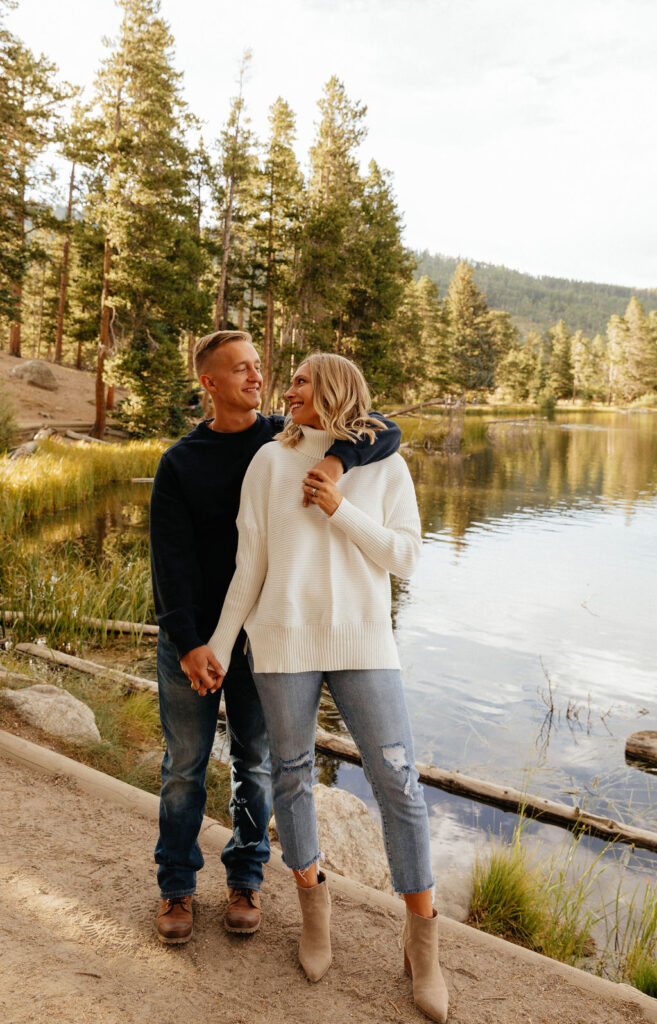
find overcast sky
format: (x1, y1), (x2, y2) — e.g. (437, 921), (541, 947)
(8, 0), (657, 288)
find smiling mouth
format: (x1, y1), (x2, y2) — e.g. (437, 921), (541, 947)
(289, 401), (303, 410)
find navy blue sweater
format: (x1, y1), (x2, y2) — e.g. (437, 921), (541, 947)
(149, 413), (401, 659)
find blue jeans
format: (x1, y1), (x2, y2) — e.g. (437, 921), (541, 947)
(251, 666), (434, 894)
(155, 630), (272, 897)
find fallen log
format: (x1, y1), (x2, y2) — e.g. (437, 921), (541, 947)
(131, 477), (154, 483)
(387, 398), (447, 417)
(311, 726), (657, 853)
(65, 429), (112, 445)
(2, 611), (158, 636)
(14, 643), (157, 694)
(13, 643), (657, 854)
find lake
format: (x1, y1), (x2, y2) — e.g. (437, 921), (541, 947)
(20, 410), (657, 900)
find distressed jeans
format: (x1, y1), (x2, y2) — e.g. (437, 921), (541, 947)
(251, 666), (434, 894)
(155, 630), (272, 897)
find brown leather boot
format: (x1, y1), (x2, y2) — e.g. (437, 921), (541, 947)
(157, 895), (193, 944)
(225, 887), (261, 934)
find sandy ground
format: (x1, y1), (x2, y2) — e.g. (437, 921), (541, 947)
(0, 352), (119, 432)
(1, 747), (654, 1024)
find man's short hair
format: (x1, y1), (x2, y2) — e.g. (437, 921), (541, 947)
(193, 330), (253, 377)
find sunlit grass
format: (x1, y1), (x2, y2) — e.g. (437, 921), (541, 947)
(0, 438), (166, 534)
(0, 538), (154, 650)
(470, 818), (657, 992)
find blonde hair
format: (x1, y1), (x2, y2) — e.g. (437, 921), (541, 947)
(194, 330), (254, 377)
(278, 352), (384, 448)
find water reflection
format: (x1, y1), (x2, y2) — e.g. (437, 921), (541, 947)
(407, 411), (657, 548)
(16, 412), (657, 891)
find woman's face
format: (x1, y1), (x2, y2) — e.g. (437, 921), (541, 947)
(284, 362), (322, 428)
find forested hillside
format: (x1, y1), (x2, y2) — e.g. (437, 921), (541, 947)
(414, 251), (657, 337)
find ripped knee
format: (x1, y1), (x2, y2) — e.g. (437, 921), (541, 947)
(278, 749), (313, 773)
(381, 742), (416, 799)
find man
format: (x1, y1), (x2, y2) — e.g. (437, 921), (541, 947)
(150, 330), (401, 944)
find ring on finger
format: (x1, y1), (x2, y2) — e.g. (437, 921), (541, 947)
(312, 487), (318, 497)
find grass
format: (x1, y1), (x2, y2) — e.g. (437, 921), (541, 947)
(0, 537), (154, 650)
(0, 438), (166, 534)
(470, 818), (657, 993)
(0, 651), (232, 827)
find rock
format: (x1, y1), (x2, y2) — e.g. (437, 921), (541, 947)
(434, 867), (473, 923)
(626, 731), (657, 769)
(0, 684), (101, 744)
(269, 783), (392, 893)
(9, 359), (59, 391)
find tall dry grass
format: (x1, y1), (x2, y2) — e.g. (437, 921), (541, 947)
(0, 438), (166, 534)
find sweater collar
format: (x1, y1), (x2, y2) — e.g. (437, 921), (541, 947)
(296, 426), (333, 460)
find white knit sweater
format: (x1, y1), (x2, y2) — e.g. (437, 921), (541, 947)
(207, 426), (422, 673)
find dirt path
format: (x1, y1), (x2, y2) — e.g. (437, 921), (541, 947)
(2, 746), (655, 1024)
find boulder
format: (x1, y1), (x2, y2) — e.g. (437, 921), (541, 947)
(9, 359), (59, 391)
(269, 783), (392, 893)
(0, 684), (101, 744)
(434, 867), (473, 923)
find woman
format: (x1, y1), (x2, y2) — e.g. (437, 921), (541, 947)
(207, 353), (448, 1022)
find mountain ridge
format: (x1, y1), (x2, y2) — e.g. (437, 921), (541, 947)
(414, 250), (657, 337)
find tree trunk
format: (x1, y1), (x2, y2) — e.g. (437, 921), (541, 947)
(35, 264), (46, 359)
(106, 384), (114, 411)
(187, 330), (195, 376)
(54, 162), (76, 364)
(8, 285), (22, 357)
(262, 281), (275, 415)
(213, 179), (235, 330)
(92, 236), (113, 438)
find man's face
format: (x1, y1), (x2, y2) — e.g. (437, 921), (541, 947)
(201, 340), (262, 411)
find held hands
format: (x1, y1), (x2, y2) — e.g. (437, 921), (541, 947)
(302, 467), (343, 517)
(180, 645), (226, 697)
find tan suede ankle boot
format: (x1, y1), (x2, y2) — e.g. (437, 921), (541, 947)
(402, 907), (449, 1022)
(296, 873), (332, 982)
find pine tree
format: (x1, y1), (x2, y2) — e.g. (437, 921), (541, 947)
(299, 77), (367, 352)
(212, 51), (256, 331)
(547, 319), (573, 399)
(415, 275), (451, 394)
(446, 261), (496, 394)
(606, 315), (628, 404)
(495, 340), (536, 401)
(256, 97), (303, 412)
(606, 299), (657, 403)
(346, 160), (412, 393)
(89, 0), (203, 435)
(0, 27), (70, 354)
(624, 297), (657, 399)
(388, 275), (450, 403)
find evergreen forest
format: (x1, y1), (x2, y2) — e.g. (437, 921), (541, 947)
(2, 0), (657, 438)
